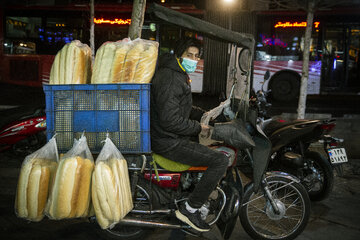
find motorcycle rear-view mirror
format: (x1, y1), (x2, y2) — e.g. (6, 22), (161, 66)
(238, 48), (251, 74)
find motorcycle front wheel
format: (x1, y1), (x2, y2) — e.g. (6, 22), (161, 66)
(239, 176), (310, 240)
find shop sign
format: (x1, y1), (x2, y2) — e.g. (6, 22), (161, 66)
(94, 18), (131, 25)
(274, 21), (320, 28)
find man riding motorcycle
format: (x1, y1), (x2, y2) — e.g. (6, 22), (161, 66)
(150, 38), (228, 232)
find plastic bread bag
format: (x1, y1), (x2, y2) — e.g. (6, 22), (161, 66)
(15, 136), (59, 222)
(49, 40), (92, 84)
(46, 134), (94, 220)
(92, 136), (133, 229)
(91, 38), (158, 84)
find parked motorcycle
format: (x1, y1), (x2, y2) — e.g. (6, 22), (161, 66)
(250, 71), (348, 201)
(0, 105), (46, 156)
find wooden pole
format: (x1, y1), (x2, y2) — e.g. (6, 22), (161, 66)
(128, 0), (146, 40)
(90, 0), (95, 62)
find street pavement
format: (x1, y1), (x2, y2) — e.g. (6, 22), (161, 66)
(0, 150), (360, 240)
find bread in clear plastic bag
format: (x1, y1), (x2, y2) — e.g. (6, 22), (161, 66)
(132, 39), (159, 83)
(15, 136), (59, 222)
(49, 40), (92, 84)
(92, 136), (133, 229)
(46, 134), (94, 220)
(91, 38), (159, 84)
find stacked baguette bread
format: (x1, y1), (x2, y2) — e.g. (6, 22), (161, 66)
(92, 158), (133, 229)
(91, 38), (158, 84)
(46, 156), (94, 219)
(49, 40), (92, 84)
(15, 158), (58, 222)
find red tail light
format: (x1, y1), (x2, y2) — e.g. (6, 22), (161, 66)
(320, 123), (336, 132)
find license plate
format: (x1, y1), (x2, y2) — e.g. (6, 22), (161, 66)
(327, 148), (348, 164)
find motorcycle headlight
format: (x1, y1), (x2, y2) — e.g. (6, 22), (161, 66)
(35, 120), (46, 128)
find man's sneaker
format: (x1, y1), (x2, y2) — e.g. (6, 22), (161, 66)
(175, 202), (210, 232)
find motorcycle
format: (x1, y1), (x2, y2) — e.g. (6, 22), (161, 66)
(251, 71), (348, 201)
(0, 105), (47, 156)
(91, 104), (311, 240)
(89, 4), (311, 240)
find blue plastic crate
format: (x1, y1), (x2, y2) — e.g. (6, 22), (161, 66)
(43, 84), (150, 153)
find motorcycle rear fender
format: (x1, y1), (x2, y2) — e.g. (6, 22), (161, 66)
(243, 171), (300, 197)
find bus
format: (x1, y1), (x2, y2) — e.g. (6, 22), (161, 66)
(0, 2), (204, 88)
(253, 9), (360, 101)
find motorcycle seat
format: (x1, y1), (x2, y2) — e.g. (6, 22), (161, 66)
(0, 105), (45, 129)
(264, 119), (312, 136)
(152, 153), (207, 172)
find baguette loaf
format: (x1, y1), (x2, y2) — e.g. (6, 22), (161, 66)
(91, 172), (111, 228)
(16, 160), (33, 218)
(65, 41), (77, 84)
(121, 42), (144, 83)
(91, 43), (106, 84)
(49, 53), (60, 84)
(109, 158), (133, 216)
(74, 157), (94, 217)
(98, 42), (117, 83)
(110, 42), (131, 83)
(72, 46), (85, 84)
(132, 43), (158, 83)
(47, 156), (94, 219)
(93, 162), (114, 220)
(59, 44), (69, 84)
(27, 165), (50, 221)
(83, 46), (92, 84)
(15, 159), (57, 222)
(92, 158), (133, 229)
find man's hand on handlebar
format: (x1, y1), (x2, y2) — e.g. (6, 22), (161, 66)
(200, 123), (211, 138)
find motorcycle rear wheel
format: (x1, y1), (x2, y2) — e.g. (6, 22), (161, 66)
(239, 176), (310, 240)
(305, 151), (334, 201)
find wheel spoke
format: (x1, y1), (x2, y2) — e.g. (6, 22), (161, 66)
(283, 215), (303, 221)
(279, 189), (297, 200)
(286, 196), (301, 211)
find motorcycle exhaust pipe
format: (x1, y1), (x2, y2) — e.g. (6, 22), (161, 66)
(117, 217), (190, 229)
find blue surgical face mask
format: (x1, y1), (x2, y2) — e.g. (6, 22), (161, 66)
(181, 58), (198, 73)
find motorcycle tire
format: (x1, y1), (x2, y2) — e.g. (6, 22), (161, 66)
(13, 131), (47, 157)
(95, 177), (161, 240)
(269, 72), (300, 102)
(239, 176), (310, 240)
(305, 151), (334, 201)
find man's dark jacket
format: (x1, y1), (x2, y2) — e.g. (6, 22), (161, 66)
(150, 53), (201, 153)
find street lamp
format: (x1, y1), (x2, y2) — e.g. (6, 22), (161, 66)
(222, 0), (235, 30)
